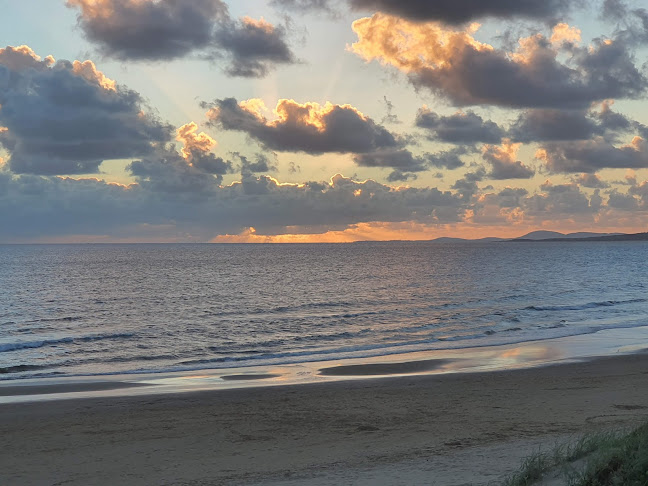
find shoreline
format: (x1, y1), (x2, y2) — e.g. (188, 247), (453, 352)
(2, 324), (648, 403)
(3, 352), (648, 485)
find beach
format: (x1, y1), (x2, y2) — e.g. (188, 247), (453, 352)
(3, 352), (648, 486)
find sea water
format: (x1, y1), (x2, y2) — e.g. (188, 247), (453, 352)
(1, 241), (647, 380)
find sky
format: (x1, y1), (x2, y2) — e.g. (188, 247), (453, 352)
(1, 0), (648, 242)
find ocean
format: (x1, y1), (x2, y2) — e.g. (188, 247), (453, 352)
(1, 241), (647, 381)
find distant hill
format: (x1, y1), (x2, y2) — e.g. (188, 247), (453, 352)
(515, 231), (623, 240)
(511, 232), (648, 242)
(364, 231), (648, 244)
(431, 236), (506, 243)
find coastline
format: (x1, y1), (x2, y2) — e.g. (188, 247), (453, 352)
(2, 324), (648, 404)
(3, 351), (648, 485)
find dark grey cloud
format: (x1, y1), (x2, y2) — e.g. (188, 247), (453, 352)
(207, 97), (401, 154)
(67, 0), (296, 77)
(191, 153), (232, 175)
(233, 152), (277, 174)
(414, 37), (646, 108)
(452, 167), (486, 200)
(353, 149), (427, 171)
(128, 147), (226, 197)
(0, 171), (467, 241)
(212, 18), (296, 77)
(67, 0), (227, 60)
(271, 0), (340, 16)
(524, 182), (596, 215)
(509, 109), (604, 142)
(353, 146), (467, 172)
(572, 173), (610, 188)
(606, 189), (639, 209)
(380, 96), (401, 125)
(629, 180), (648, 208)
(416, 108), (504, 145)
(386, 170), (417, 182)
(426, 148), (467, 170)
(539, 137), (648, 173)
(601, 1), (648, 45)
(602, 0), (628, 20)
(497, 187), (528, 208)
(0, 46), (173, 175)
(348, 0), (573, 24)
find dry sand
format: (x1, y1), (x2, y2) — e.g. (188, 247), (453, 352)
(2, 353), (648, 485)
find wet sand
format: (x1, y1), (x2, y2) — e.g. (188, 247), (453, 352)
(0, 381), (148, 397)
(318, 358), (452, 376)
(2, 353), (648, 485)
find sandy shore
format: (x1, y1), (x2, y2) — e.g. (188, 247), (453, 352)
(2, 353), (648, 486)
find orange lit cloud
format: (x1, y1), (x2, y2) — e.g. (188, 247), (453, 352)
(0, 45), (54, 71)
(240, 16), (275, 34)
(350, 13), (646, 108)
(482, 140), (535, 179)
(72, 60), (116, 91)
(550, 23), (581, 46)
(176, 122), (218, 160)
(350, 14), (491, 73)
(207, 97), (400, 154)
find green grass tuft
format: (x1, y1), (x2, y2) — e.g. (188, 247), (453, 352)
(502, 423), (648, 486)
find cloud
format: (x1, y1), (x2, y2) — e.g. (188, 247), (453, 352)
(347, 0), (573, 24)
(128, 147), (223, 196)
(350, 15), (647, 108)
(66, 0), (295, 76)
(271, 0), (340, 17)
(524, 181), (597, 215)
(233, 152), (277, 175)
(496, 187), (529, 208)
(572, 173), (610, 188)
(452, 166), (487, 200)
(602, 0), (628, 20)
(482, 141), (535, 179)
(175, 122), (232, 176)
(353, 148), (428, 171)
(212, 16), (296, 77)
(416, 108), (504, 144)
(0, 45), (172, 175)
(67, 0), (227, 60)
(509, 109), (603, 142)
(602, 1), (648, 45)
(537, 136), (648, 173)
(386, 170), (417, 182)
(2, 164), (645, 241)
(206, 97), (401, 154)
(426, 148), (467, 170)
(0, 171), (469, 240)
(607, 189), (639, 210)
(380, 96), (401, 125)
(127, 123), (233, 196)
(352, 146), (466, 172)
(508, 102), (640, 143)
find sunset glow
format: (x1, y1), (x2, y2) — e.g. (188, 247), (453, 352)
(1, 0), (648, 242)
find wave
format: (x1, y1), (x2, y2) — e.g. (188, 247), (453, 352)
(25, 316), (84, 324)
(0, 332), (135, 353)
(7, 319), (648, 381)
(525, 298), (647, 312)
(0, 364), (52, 374)
(200, 300), (358, 318)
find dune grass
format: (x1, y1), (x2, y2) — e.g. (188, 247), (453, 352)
(502, 421), (648, 486)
